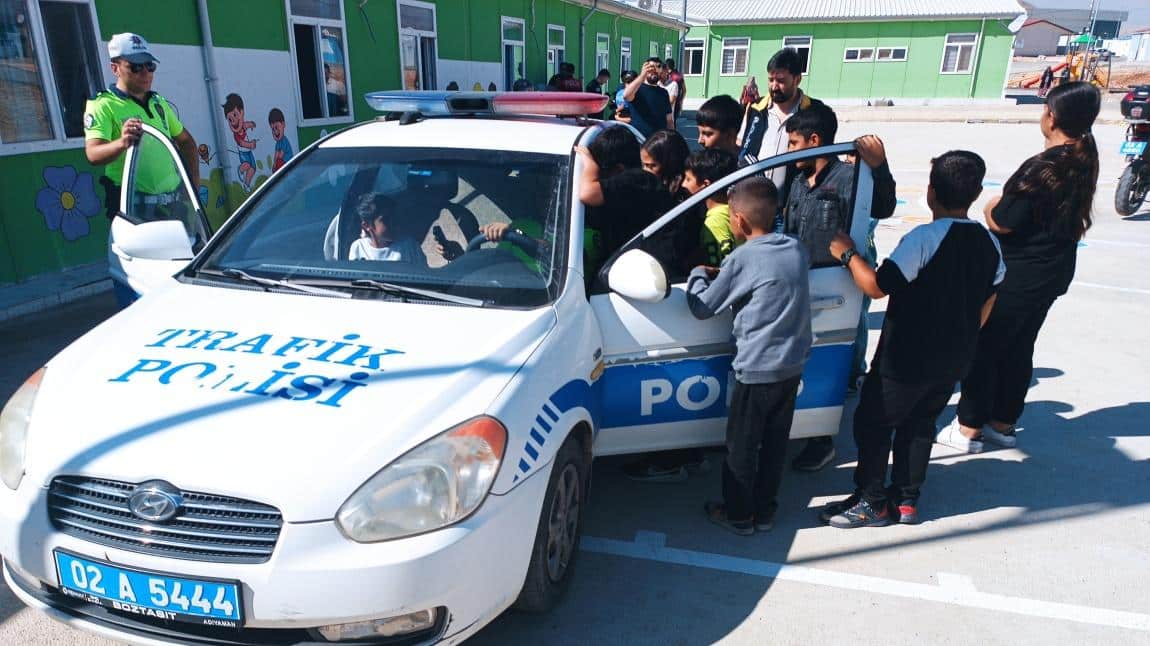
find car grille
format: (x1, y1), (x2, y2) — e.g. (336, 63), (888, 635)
(47, 476), (283, 564)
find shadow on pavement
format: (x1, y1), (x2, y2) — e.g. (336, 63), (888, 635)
(473, 365), (1149, 644)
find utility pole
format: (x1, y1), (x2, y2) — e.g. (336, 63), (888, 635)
(679, 0), (688, 71)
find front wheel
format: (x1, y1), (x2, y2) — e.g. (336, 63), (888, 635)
(1115, 163), (1148, 217)
(513, 433), (589, 613)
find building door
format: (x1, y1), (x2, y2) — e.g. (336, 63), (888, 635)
(398, 1), (437, 90)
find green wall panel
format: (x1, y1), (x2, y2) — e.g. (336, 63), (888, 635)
(0, 149), (111, 284)
(94, 0), (202, 45)
(208, 0), (289, 51)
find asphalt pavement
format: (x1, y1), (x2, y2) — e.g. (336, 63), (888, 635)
(1, 119), (1148, 645)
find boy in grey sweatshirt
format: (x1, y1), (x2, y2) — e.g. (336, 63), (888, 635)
(686, 176), (812, 535)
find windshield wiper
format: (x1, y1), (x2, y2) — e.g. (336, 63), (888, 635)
(208, 268), (353, 299)
(349, 279), (486, 307)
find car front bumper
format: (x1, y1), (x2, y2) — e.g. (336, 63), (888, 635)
(0, 468), (548, 644)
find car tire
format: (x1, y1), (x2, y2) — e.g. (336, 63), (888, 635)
(513, 432), (589, 614)
(1115, 163), (1147, 217)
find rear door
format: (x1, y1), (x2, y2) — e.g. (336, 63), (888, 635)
(108, 123), (211, 304)
(590, 143), (872, 456)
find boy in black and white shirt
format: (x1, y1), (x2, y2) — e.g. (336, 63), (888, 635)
(823, 150), (1004, 528)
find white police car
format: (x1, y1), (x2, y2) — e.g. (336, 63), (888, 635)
(0, 91), (875, 644)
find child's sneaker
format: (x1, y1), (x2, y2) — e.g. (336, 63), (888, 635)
(704, 501), (754, 536)
(935, 420), (984, 454)
(828, 499), (891, 529)
(895, 499), (920, 525)
(980, 425), (1017, 448)
(622, 460), (688, 482)
(818, 493), (860, 524)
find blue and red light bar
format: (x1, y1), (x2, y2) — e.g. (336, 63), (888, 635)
(365, 91), (608, 117)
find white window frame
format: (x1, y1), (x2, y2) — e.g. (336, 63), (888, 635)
(546, 24), (565, 79)
(501, 16), (526, 90)
(396, 0), (438, 92)
(286, 0), (355, 127)
(649, 41), (659, 58)
(940, 33), (977, 74)
(876, 46), (908, 62)
(683, 38), (705, 76)
(620, 37), (632, 72)
(664, 43), (673, 62)
(843, 47), (875, 63)
(595, 33), (610, 74)
(0, 0), (103, 156)
(720, 37), (750, 76)
(783, 35), (812, 74)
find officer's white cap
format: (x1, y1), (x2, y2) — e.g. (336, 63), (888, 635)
(108, 33), (159, 64)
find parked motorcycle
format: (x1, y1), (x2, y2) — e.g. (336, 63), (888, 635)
(1116, 85), (1150, 217)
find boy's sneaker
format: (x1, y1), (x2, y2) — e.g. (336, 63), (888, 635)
(895, 499), (920, 525)
(818, 493), (861, 524)
(704, 501), (754, 536)
(754, 511), (776, 532)
(622, 460), (688, 483)
(935, 420), (984, 454)
(791, 437), (836, 472)
(828, 499), (892, 529)
(980, 425), (1017, 448)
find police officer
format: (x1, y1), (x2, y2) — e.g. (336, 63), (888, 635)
(84, 33), (199, 220)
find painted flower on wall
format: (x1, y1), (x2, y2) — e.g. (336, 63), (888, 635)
(35, 166), (101, 241)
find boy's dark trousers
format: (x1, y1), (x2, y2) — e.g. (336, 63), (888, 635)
(722, 375), (802, 521)
(853, 370), (954, 508)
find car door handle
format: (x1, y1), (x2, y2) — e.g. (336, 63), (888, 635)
(811, 296), (845, 311)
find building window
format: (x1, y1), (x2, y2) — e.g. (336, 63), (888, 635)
(720, 37), (749, 76)
(289, 0), (352, 122)
(684, 39), (705, 75)
(595, 33), (609, 74)
(501, 17), (525, 90)
(843, 47), (875, 62)
(620, 37), (632, 73)
(547, 24), (564, 80)
(783, 36), (811, 74)
(877, 46), (908, 62)
(397, 0), (437, 91)
(941, 33), (977, 74)
(0, 0), (101, 150)
(664, 43), (673, 62)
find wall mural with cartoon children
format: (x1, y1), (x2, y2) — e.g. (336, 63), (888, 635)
(269, 108), (294, 171)
(222, 93), (258, 190)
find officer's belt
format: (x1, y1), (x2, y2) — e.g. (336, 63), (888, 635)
(139, 191), (182, 206)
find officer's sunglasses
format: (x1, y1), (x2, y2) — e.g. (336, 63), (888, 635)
(119, 60), (157, 74)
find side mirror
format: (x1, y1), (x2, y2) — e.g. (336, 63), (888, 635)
(110, 217), (194, 261)
(607, 248), (670, 303)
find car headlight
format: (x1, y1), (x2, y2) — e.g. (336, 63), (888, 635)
(0, 368), (45, 491)
(336, 416), (507, 543)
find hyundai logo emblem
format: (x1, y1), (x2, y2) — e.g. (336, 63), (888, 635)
(128, 480), (183, 522)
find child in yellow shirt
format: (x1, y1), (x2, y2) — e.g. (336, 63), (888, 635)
(683, 148), (739, 265)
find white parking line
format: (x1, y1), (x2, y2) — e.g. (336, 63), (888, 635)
(1072, 282), (1150, 296)
(581, 532), (1150, 632)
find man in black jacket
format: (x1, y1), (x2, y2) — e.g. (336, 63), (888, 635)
(781, 104), (898, 472)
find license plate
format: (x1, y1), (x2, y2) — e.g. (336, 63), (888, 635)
(54, 550), (243, 626)
(1132, 106), (1143, 118)
(1120, 141), (1147, 156)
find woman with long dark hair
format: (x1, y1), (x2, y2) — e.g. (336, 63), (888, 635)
(937, 81), (1101, 452)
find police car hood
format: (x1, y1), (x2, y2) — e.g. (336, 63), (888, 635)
(25, 283), (556, 522)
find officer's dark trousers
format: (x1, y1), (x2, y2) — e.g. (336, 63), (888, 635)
(853, 371), (953, 507)
(722, 376), (801, 522)
(957, 296), (1056, 429)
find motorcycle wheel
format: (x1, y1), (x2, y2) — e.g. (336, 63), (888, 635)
(1115, 164), (1147, 217)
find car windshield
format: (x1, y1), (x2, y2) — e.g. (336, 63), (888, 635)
(193, 147), (570, 308)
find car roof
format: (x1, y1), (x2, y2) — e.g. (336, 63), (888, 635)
(320, 117), (592, 156)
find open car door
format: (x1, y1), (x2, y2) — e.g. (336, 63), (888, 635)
(590, 142), (873, 455)
(108, 123), (211, 305)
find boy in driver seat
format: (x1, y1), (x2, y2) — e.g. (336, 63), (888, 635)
(349, 192), (427, 265)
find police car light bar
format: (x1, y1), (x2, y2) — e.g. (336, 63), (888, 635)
(365, 91), (608, 117)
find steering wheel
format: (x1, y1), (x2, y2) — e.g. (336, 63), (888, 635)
(466, 230), (541, 256)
